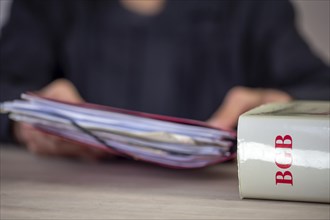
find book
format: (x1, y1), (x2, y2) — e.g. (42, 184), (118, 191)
(237, 101), (330, 203)
(0, 93), (236, 169)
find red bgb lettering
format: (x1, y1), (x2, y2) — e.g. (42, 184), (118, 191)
(275, 171), (293, 185)
(275, 135), (293, 185)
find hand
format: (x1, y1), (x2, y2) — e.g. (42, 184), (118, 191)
(14, 123), (109, 161)
(38, 78), (84, 103)
(13, 79), (111, 161)
(207, 86), (292, 130)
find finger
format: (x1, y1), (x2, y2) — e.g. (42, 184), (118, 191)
(26, 131), (59, 155)
(77, 148), (111, 162)
(207, 87), (263, 129)
(13, 122), (38, 144)
(262, 89), (292, 103)
(69, 142), (112, 162)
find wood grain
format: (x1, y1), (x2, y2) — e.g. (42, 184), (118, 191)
(1, 145), (329, 219)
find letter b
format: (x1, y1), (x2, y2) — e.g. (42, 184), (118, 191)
(275, 135), (292, 149)
(275, 171), (293, 185)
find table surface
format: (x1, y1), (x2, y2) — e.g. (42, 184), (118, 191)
(1, 145), (329, 220)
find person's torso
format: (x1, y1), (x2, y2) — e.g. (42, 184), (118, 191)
(57, 0), (254, 120)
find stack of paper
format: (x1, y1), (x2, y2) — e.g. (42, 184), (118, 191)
(0, 93), (236, 168)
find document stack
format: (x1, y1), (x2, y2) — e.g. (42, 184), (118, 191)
(0, 93), (236, 168)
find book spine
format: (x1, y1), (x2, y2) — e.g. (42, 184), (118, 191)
(237, 116), (330, 203)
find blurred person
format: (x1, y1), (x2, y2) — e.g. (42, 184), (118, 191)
(0, 0), (329, 160)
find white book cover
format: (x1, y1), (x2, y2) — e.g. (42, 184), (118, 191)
(237, 101), (330, 203)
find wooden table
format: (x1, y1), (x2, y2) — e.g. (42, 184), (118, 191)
(1, 145), (329, 219)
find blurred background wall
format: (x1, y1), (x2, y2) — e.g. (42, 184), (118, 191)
(0, 0), (329, 63)
(292, 0), (329, 64)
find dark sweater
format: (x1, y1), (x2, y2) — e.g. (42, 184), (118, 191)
(0, 0), (329, 141)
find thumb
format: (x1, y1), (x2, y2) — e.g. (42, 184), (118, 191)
(39, 79), (84, 103)
(207, 87), (263, 129)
